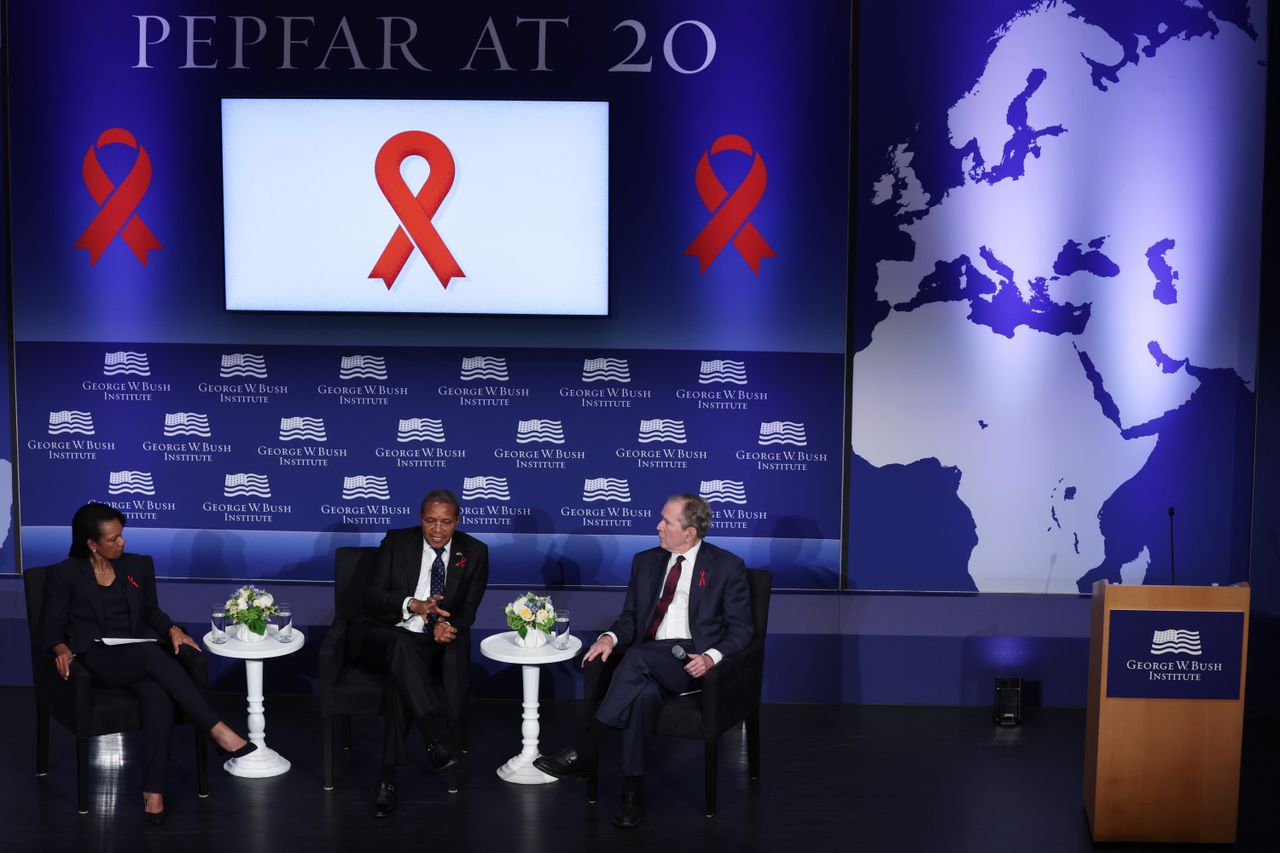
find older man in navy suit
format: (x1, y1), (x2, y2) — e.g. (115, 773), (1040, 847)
(535, 493), (753, 827)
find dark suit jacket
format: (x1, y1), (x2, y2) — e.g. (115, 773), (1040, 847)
(40, 554), (176, 654)
(354, 526), (489, 654)
(606, 540), (753, 657)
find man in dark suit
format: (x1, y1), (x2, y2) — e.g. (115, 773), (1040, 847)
(351, 488), (489, 817)
(535, 493), (753, 828)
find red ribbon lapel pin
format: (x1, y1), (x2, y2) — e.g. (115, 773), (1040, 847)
(126, 575), (140, 589)
(699, 569), (706, 588)
(75, 128), (164, 266)
(685, 134), (776, 274)
(454, 553), (467, 569)
(370, 130), (465, 290)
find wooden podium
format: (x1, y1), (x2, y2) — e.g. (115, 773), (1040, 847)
(1084, 581), (1250, 843)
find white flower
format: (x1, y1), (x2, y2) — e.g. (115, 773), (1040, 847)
(518, 605), (533, 621)
(504, 603), (513, 614)
(535, 609), (549, 623)
(256, 593), (274, 608)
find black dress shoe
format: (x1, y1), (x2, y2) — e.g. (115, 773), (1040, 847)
(611, 792), (641, 829)
(533, 748), (592, 780)
(373, 782), (398, 818)
(144, 807), (167, 826)
(426, 742), (458, 771)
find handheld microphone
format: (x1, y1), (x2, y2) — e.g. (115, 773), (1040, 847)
(671, 645), (693, 663)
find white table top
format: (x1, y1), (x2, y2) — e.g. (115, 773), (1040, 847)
(480, 631), (581, 665)
(202, 628), (306, 660)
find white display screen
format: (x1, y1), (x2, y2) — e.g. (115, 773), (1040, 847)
(222, 98), (608, 315)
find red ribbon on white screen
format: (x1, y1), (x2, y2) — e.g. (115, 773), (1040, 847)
(369, 130), (465, 289)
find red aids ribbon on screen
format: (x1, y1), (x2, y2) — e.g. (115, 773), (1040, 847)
(74, 128), (163, 266)
(684, 134), (776, 274)
(369, 131), (465, 289)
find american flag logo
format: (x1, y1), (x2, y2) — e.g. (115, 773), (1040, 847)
(220, 353), (268, 378)
(638, 419), (687, 444)
(339, 355), (388, 380)
(224, 473), (271, 498)
(758, 421), (807, 446)
(164, 412), (211, 437)
(108, 470), (155, 496)
(278, 417), (327, 441)
(1150, 629), (1202, 656)
(48, 410), (95, 435)
(581, 358), (631, 383)
(582, 478), (631, 503)
(698, 359), (747, 385)
(103, 351), (150, 376)
(460, 356), (509, 381)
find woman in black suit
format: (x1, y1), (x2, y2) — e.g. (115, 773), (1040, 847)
(42, 503), (255, 823)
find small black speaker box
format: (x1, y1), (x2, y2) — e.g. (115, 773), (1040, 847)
(994, 676), (1023, 726)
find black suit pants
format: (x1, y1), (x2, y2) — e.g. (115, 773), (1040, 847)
(78, 642), (219, 793)
(358, 623), (449, 764)
(595, 640), (697, 776)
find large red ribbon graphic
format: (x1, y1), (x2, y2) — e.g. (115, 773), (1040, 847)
(684, 134), (776, 274)
(74, 128), (163, 266)
(370, 131), (465, 289)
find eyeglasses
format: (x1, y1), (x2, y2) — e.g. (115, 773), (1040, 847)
(421, 518), (457, 529)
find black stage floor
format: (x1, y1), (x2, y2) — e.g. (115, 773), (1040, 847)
(0, 687), (1275, 853)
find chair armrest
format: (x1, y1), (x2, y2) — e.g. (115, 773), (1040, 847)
(318, 618), (350, 696)
(697, 639), (765, 737)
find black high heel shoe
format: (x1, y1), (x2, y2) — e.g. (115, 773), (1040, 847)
(216, 739), (258, 759)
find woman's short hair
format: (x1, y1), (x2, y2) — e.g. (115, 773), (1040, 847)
(69, 502), (127, 558)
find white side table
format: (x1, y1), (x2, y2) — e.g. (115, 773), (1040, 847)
(203, 628), (306, 778)
(479, 631), (582, 785)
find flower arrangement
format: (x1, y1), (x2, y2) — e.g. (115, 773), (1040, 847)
(225, 585), (279, 637)
(504, 592), (556, 640)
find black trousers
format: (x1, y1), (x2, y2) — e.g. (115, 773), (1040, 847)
(594, 640), (697, 776)
(78, 642), (219, 793)
(358, 623), (449, 764)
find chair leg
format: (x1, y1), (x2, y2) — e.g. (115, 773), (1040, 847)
(704, 740), (718, 817)
(746, 711), (761, 780)
(35, 710), (49, 777)
(339, 715), (352, 750)
(76, 737), (89, 815)
(195, 731), (209, 797)
(447, 764), (458, 794)
(323, 716), (334, 790)
(587, 753), (598, 804)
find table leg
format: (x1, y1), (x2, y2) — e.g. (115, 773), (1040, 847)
(224, 659), (292, 778)
(495, 664), (558, 784)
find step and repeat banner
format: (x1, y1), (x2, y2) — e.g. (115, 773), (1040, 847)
(6, 2), (852, 587)
(849, 1), (1267, 592)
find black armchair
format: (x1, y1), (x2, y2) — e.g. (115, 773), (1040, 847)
(583, 568), (772, 816)
(319, 546), (470, 792)
(22, 564), (210, 814)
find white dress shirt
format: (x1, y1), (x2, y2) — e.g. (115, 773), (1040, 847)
(397, 538), (451, 633)
(604, 541), (723, 664)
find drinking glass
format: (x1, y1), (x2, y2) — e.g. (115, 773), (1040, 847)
(210, 607), (227, 644)
(275, 605), (294, 643)
(553, 610), (571, 649)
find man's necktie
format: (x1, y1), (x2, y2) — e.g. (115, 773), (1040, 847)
(428, 547), (446, 626)
(644, 555), (685, 641)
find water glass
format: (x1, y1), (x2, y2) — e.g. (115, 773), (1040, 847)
(275, 605), (294, 643)
(553, 610), (571, 649)
(210, 607), (227, 644)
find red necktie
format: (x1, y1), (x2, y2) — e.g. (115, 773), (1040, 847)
(644, 555), (685, 641)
